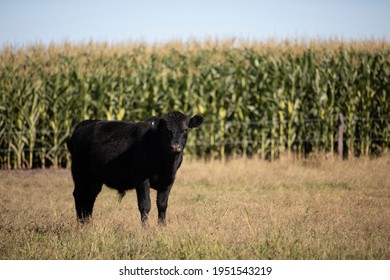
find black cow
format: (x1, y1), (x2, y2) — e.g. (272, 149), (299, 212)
(66, 111), (203, 226)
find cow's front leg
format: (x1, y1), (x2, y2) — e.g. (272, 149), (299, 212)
(136, 180), (151, 227)
(157, 185), (172, 226)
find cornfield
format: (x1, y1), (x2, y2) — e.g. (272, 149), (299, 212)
(0, 40), (389, 169)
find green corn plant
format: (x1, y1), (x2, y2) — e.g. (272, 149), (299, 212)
(23, 80), (41, 168)
(285, 63), (301, 158)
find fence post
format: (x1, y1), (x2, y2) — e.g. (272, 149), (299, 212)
(338, 113), (345, 159)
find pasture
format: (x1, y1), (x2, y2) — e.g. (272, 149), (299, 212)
(0, 157), (389, 259)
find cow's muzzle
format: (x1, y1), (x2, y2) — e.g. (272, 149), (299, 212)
(170, 144), (182, 153)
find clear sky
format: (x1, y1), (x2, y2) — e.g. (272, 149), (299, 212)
(0, 0), (389, 46)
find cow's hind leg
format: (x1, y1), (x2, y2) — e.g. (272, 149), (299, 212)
(73, 181), (103, 223)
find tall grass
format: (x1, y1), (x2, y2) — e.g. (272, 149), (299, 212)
(0, 39), (389, 168)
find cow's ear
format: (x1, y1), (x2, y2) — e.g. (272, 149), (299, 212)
(189, 115), (204, 128)
(145, 116), (160, 128)
(157, 118), (167, 130)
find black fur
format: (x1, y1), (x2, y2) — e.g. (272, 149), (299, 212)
(67, 111), (203, 226)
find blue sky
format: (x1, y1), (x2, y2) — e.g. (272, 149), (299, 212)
(0, 0), (389, 46)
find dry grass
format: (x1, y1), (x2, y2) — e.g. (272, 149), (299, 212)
(0, 157), (389, 260)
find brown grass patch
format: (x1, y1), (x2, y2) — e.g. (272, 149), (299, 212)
(0, 157), (389, 259)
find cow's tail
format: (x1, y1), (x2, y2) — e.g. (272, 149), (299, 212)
(66, 137), (74, 154)
(118, 190), (126, 202)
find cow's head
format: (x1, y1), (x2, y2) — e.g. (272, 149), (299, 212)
(149, 111), (203, 154)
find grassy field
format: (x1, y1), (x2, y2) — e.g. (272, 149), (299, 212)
(0, 157), (389, 260)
